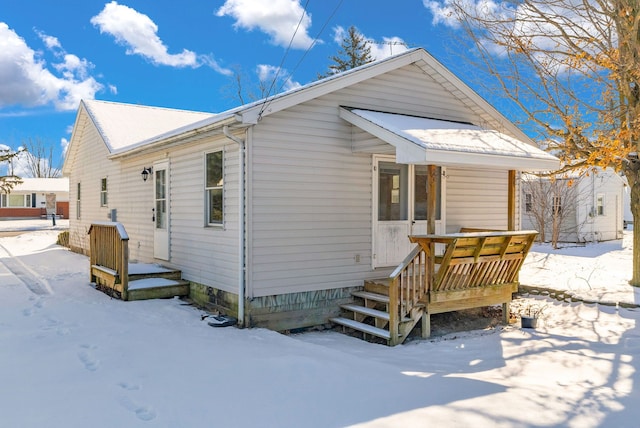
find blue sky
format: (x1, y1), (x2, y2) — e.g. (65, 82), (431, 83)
(0, 0), (477, 175)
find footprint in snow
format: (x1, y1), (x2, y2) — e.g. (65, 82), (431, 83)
(118, 381), (141, 391)
(77, 347), (100, 371)
(118, 396), (156, 421)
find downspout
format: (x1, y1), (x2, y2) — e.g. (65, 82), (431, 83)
(223, 125), (246, 327)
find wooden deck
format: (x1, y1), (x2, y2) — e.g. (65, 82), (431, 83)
(332, 230), (538, 345)
(88, 223), (189, 301)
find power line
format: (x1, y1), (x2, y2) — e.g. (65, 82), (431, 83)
(257, 0), (311, 121)
(257, 0), (345, 121)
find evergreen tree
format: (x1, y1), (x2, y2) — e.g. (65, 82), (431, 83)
(319, 26), (374, 79)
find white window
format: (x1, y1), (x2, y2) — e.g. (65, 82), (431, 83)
(100, 178), (108, 207)
(596, 194), (605, 216)
(76, 183), (81, 219)
(205, 150), (224, 225)
(525, 193), (533, 213)
(552, 196), (562, 215)
(0, 194), (6, 207)
(8, 194), (26, 207)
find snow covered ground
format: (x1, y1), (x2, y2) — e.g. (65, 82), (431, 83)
(0, 220), (639, 427)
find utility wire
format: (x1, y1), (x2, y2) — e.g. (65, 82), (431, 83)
(257, 0), (311, 120)
(257, 0), (345, 120)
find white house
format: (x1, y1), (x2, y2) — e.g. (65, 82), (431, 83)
(0, 177), (69, 219)
(521, 167), (625, 242)
(63, 48), (559, 331)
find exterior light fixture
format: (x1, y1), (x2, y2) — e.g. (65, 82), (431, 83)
(141, 167), (153, 182)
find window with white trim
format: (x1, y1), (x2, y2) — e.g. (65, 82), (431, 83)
(553, 196), (562, 215)
(100, 178), (108, 207)
(2, 194), (30, 207)
(205, 150), (224, 225)
(525, 193), (533, 213)
(596, 193), (605, 216)
(76, 183), (81, 219)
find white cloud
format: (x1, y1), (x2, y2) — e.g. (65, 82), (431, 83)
(108, 84), (118, 95)
(256, 64), (301, 92)
(36, 30), (62, 50)
(368, 37), (409, 60)
(61, 137), (69, 155)
(91, 1), (198, 67)
(331, 26), (408, 61)
(216, 0), (315, 49)
(91, 1), (233, 75)
(0, 23), (103, 111)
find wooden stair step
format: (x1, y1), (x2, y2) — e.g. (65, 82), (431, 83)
(126, 278), (190, 301)
(330, 317), (391, 340)
(351, 290), (390, 304)
(341, 303), (411, 323)
(341, 303), (390, 321)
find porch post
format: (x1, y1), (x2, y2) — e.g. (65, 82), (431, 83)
(427, 165), (438, 235)
(508, 170), (516, 231)
(505, 169), (517, 324)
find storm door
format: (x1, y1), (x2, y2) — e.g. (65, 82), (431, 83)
(373, 157), (444, 268)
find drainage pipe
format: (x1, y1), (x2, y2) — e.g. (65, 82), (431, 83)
(223, 125), (246, 327)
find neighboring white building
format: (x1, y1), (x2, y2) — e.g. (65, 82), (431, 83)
(63, 48), (559, 331)
(521, 167), (625, 242)
(0, 177), (69, 219)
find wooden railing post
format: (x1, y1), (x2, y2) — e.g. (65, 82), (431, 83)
(388, 277), (399, 346)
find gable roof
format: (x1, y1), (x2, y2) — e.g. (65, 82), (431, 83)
(81, 100), (214, 152)
(108, 48), (536, 159)
(62, 100), (214, 174)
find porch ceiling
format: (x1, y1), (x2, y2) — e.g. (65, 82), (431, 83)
(340, 108), (560, 171)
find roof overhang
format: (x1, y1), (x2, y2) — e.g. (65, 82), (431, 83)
(340, 108), (560, 172)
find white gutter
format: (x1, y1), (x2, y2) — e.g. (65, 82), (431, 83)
(223, 125), (246, 327)
(108, 116), (238, 160)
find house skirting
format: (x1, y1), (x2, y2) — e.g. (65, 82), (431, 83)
(189, 282), (361, 331)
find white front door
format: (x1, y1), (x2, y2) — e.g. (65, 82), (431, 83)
(153, 161), (170, 260)
(373, 157), (445, 268)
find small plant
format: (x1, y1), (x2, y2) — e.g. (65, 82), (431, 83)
(522, 302), (547, 318)
(56, 231), (70, 248)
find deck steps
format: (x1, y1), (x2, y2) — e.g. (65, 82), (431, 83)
(330, 317), (392, 340)
(127, 278), (190, 301)
(92, 262), (189, 301)
(331, 277), (426, 346)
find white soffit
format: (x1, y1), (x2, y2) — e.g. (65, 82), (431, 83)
(340, 108), (560, 171)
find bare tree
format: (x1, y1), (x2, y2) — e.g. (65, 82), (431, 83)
(523, 174), (584, 248)
(19, 138), (61, 178)
(433, 0), (640, 284)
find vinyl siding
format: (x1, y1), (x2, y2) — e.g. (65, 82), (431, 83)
(445, 168), (510, 232)
(67, 113), (123, 253)
(247, 64), (513, 298)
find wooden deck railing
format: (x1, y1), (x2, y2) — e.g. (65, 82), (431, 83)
(388, 245), (428, 344)
(88, 222), (130, 300)
(385, 229), (538, 342)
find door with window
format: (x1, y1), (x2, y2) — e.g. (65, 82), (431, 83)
(153, 161), (170, 260)
(373, 157), (445, 268)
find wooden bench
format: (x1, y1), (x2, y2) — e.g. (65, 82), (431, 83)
(408, 229), (537, 336)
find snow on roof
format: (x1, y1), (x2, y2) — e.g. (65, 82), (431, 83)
(343, 109), (560, 171)
(82, 100), (214, 152)
(11, 177), (69, 193)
